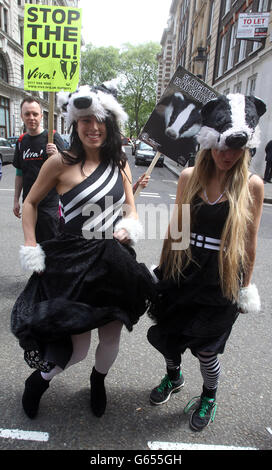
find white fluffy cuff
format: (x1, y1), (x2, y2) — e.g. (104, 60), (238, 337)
(114, 217), (143, 245)
(20, 244), (46, 273)
(237, 284), (261, 314)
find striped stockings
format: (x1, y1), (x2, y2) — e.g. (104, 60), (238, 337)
(165, 351), (221, 395)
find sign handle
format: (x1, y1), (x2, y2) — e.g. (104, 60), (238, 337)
(134, 151), (162, 199)
(48, 92), (55, 143)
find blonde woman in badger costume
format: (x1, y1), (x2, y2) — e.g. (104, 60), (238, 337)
(11, 82), (155, 419)
(147, 93), (266, 432)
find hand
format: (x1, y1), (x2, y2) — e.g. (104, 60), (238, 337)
(46, 143), (58, 156)
(113, 228), (130, 244)
(138, 173), (150, 189)
(13, 201), (21, 218)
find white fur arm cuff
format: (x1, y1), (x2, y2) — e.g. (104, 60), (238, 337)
(237, 284), (261, 314)
(114, 217), (143, 245)
(20, 244), (46, 273)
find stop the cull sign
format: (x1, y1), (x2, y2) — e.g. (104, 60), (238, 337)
(24, 5), (82, 92)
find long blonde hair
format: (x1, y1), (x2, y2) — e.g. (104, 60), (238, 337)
(160, 148), (253, 301)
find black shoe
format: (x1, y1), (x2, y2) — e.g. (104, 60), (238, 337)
(150, 372), (184, 405)
(90, 367), (107, 417)
(22, 370), (50, 419)
(184, 394), (217, 432)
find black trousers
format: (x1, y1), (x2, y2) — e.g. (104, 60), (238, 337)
(264, 161), (272, 182)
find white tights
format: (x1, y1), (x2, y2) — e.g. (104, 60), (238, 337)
(41, 320), (123, 381)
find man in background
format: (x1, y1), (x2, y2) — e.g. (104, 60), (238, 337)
(13, 96), (65, 242)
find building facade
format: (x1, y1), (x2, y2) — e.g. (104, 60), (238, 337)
(0, 0), (78, 139)
(158, 0), (272, 175)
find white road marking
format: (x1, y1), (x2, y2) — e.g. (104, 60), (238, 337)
(0, 188), (14, 191)
(162, 180), (178, 184)
(139, 192), (160, 198)
(0, 428), (49, 442)
(148, 441), (258, 451)
(266, 427), (272, 435)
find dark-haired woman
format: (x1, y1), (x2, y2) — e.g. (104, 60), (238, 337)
(11, 89), (154, 420)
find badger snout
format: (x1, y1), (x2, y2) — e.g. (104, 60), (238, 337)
(165, 128), (178, 140)
(73, 97), (92, 109)
(225, 132), (248, 149)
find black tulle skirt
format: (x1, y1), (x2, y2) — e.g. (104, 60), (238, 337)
(11, 232), (156, 369)
(147, 248), (239, 359)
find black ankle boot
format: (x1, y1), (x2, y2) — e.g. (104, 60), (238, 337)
(90, 367), (107, 417)
(22, 370), (50, 419)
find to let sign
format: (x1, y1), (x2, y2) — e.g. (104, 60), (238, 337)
(237, 12), (270, 40)
(24, 4), (82, 92)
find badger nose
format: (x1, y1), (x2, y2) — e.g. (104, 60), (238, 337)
(166, 128), (178, 140)
(225, 132), (248, 149)
(73, 97), (92, 109)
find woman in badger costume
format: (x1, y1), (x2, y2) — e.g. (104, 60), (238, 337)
(147, 93), (266, 432)
(11, 81), (155, 419)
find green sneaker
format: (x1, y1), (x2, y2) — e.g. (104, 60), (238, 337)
(184, 395), (217, 431)
(150, 372), (185, 405)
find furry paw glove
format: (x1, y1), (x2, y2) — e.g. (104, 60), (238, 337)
(20, 244), (46, 273)
(114, 217), (143, 245)
(238, 284), (261, 314)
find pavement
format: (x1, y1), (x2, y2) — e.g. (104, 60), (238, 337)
(163, 156), (272, 204)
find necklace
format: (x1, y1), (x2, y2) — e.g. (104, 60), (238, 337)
(204, 189), (225, 205)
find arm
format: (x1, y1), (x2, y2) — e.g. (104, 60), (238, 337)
(243, 175), (264, 286)
(13, 172), (23, 218)
(114, 162), (142, 244)
(238, 175), (263, 314)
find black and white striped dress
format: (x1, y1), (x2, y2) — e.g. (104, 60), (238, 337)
(59, 160), (125, 237)
(11, 160), (155, 370)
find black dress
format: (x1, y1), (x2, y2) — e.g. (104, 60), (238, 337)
(11, 161), (155, 370)
(147, 195), (239, 360)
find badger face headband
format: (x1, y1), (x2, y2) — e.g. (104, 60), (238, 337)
(58, 81), (128, 130)
(197, 93), (266, 151)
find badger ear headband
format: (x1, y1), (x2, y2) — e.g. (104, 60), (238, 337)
(197, 93), (266, 151)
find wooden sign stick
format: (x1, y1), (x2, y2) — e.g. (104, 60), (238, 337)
(48, 91), (55, 143)
(134, 151), (162, 199)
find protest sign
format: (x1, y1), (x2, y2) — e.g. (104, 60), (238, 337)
(139, 66), (219, 166)
(24, 4), (82, 92)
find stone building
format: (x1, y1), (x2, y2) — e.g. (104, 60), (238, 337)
(0, 0), (79, 139)
(158, 0), (272, 175)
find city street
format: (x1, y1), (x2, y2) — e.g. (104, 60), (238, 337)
(0, 149), (271, 454)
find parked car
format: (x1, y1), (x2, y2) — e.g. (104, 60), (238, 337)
(135, 141), (164, 167)
(60, 134), (71, 149)
(0, 137), (15, 164)
(7, 136), (19, 148)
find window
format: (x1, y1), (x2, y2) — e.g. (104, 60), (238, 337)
(238, 39), (247, 63)
(0, 54), (8, 82)
(3, 8), (8, 33)
(223, 0), (231, 17)
(227, 24), (236, 70)
(247, 75), (257, 95)
(258, 0), (269, 12)
(208, 1), (215, 37)
(218, 35), (226, 77)
(234, 82), (242, 93)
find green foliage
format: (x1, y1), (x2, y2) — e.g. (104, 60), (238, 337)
(80, 43), (120, 85)
(80, 41), (161, 137)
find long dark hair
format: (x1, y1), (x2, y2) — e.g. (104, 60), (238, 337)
(61, 112), (127, 171)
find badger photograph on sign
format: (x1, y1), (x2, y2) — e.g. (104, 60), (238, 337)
(139, 66), (219, 164)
